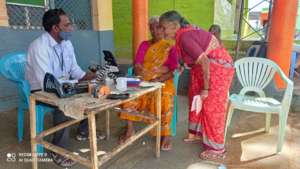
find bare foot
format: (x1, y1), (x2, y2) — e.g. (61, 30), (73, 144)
(118, 129), (135, 144)
(161, 136), (172, 151)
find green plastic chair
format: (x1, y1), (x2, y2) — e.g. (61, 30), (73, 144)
(225, 57), (294, 153)
(127, 66), (179, 136)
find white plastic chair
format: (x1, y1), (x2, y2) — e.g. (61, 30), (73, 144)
(225, 57), (294, 153)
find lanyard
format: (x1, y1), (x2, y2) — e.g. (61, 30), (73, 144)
(53, 46), (64, 72)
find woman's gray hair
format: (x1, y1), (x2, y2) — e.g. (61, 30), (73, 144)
(149, 16), (160, 26)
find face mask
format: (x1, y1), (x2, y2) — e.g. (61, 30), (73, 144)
(59, 31), (72, 40)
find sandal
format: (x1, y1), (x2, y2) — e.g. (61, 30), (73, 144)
(183, 137), (202, 144)
(199, 149), (226, 161)
(50, 152), (76, 168)
(75, 132), (106, 141)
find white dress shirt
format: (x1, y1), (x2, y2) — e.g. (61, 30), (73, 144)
(25, 32), (85, 90)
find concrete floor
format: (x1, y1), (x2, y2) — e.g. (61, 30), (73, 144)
(1, 78), (300, 169)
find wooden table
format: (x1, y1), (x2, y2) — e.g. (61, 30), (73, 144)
(29, 84), (162, 169)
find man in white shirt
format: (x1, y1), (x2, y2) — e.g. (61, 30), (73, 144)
(25, 9), (102, 167)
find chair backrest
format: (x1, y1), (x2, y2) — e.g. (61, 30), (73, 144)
(0, 52), (30, 105)
(0, 52), (27, 82)
(234, 57), (282, 96)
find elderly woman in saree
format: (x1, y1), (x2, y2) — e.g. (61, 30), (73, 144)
(160, 11), (234, 160)
(119, 16), (178, 151)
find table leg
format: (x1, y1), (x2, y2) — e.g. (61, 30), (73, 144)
(155, 88), (162, 158)
(106, 110), (110, 140)
(88, 113), (99, 169)
(30, 96), (38, 169)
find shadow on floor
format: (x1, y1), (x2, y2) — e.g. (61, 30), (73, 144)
(0, 96), (299, 169)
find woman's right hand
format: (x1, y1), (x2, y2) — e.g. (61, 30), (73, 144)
(200, 90), (209, 99)
(134, 64), (144, 76)
(152, 66), (169, 74)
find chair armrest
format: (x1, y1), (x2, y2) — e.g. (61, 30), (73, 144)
(281, 82), (293, 113)
(277, 68), (293, 87)
(277, 68), (294, 109)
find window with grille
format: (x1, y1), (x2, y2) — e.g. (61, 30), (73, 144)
(53, 0), (93, 30)
(6, 0), (46, 30)
(6, 0), (93, 30)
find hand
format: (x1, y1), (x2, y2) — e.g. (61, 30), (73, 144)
(149, 77), (161, 82)
(200, 90), (209, 99)
(153, 66), (169, 74)
(88, 64), (98, 73)
(134, 64), (144, 76)
(80, 71), (96, 81)
(152, 67), (161, 74)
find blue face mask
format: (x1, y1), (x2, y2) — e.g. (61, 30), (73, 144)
(59, 31), (72, 40)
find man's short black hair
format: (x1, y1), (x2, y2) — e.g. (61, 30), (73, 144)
(42, 8), (66, 32)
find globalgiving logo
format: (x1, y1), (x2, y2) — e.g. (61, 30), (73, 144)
(6, 153), (16, 162)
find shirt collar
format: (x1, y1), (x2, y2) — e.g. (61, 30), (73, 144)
(45, 32), (66, 48)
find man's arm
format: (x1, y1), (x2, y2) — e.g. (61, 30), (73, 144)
(79, 71), (96, 81)
(26, 43), (52, 90)
(67, 42), (94, 81)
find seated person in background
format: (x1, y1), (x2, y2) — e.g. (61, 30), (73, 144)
(25, 8), (104, 168)
(209, 24), (222, 44)
(119, 16), (178, 151)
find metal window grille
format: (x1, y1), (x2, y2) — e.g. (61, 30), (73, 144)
(6, 2), (46, 30)
(6, 0), (93, 30)
(52, 0), (93, 30)
(234, 0), (272, 58)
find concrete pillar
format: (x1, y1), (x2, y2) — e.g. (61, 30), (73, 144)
(91, 0), (113, 31)
(267, 0), (298, 88)
(132, 0), (148, 60)
(0, 0), (9, 26)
